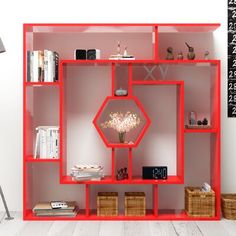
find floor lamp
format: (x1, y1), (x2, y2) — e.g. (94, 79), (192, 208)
(0, 37), (14, 220)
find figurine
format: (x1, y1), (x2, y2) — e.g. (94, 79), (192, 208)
(123, 46), (128, 56)
(166, 47), (174, 60)
(204, 51), (209, 60)
(177, 51), (184, 60)
(197, 120), (202, 125)
(115, 88), (128, 96)
(185, 42), (195, 60)
(189, 111), (197, 125)
(202, 118), (208, 125)
(117, 41), (121, 55)
(116, 167), (128, 180)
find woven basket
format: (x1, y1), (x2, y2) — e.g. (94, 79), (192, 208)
(125, 192), (146, 216)
(221, 194), (236, 220)
(185, 187), (215, 217)
(97, 192), (118, 216)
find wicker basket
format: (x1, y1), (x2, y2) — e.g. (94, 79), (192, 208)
(221, 194), (236, 220)
(185, 187), (215, 217)
(97, 192), (118, 216)
(125, 192), (146, 216)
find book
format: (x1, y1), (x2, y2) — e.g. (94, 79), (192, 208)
(33, 201), (77, 217)
(34, 132), (39, 159)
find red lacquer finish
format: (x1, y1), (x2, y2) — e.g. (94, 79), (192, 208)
(23, 23), (221, 221)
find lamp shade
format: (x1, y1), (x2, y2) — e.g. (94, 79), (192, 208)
(0, 38), (5, 53)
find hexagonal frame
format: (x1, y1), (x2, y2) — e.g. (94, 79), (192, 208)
(93, 96), (151, 148)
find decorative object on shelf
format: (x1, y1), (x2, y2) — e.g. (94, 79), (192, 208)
(70, 164), (104, 181)
(109, 42), (135, 60)
(188, 111), (197, 125)
(202, 118), (208, 125)
(142, 166), (168, 180)
(125, 192), (146, 216)
(101, 111), (141, 143)
(74, 49), (87, 60)
(123, 46), (128, 56)
(114, 88), (128, 96)
(185, 42), (195, 60)
(177, 51), (184, 60)
(33, 201), (77, 217)
(97, 192), (118, 216)
(221, 194), (236, 220)
(197, 120), (202, 125)
(201, 182), (211, 192)
(166, 47), (174, 60)
(185, 187), (215, 217)
(87, 49), (101, 60)
(116, 167), (128, 180)
(117, 41), (121, 55)
(204, 51), (209, 60)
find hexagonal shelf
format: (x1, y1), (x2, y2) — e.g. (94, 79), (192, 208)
(93, 96), (151, 148)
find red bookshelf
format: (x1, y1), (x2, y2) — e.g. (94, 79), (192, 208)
(23, 23), (221, 221)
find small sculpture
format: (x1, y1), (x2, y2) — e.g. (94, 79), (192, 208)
(177, 51), (184, 60)
(202, 118), (208, 125)
(123, 46), (128, 56)
(204, 51), (209, 60)
(117, 41), (121, 55)
(116, 167), (128, 180)
(115, 88), (128, 96)
(189, 111), (197, 125)
(166, 47), (174, 60)
(197, 120), (202, 125)
(185, 42), (195, 60)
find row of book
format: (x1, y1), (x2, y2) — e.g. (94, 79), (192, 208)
(33, 201), (77, 217)
(27, 50), (59, 82)
(34, 126), (59, 159)
(70, 164), (104, 181)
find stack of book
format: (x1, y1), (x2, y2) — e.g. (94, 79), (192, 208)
(34, 126), (59, 159)
(33, 201), (77, 217)
(27, 50), (59, 82)
(70, 164), (104, 181)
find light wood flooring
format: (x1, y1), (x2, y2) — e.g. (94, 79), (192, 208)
(1, 212), (236, 236)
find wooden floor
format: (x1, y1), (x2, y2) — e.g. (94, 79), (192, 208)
(0, 212), (236, 236)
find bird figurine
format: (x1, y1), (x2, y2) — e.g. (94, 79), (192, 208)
(177, 51), (184, 60)
(204, 51), (209, 60)
(185, 42), (195, 60)
(166, 47), (174, 60)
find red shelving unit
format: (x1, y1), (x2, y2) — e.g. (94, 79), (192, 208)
(23, 23), (221, 221)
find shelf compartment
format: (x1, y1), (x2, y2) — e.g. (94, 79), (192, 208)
(61, 64), (112, 178)
(93, 96), (151, 148)
(132, 82), (184, 181)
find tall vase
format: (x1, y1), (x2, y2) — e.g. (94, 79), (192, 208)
(118, 132), (126, 143)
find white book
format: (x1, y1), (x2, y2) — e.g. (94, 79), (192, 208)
(52, 130), (56, 158)
(34, 131), (39, 159)
(46, 129), (51, 158)
(47, 51), (54, 82)
(44, 50), (49, 82)
(39, 129), (47, 158)
(32, 51), (39, 82)
(55, 131), (59, 158)
(36, 126), (59, 131)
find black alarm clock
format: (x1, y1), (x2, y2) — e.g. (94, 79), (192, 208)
(142, 166), (168, 180)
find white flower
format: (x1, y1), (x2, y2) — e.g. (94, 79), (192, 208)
(101, 111), (141, 133)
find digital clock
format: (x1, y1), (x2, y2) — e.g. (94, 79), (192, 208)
(142, 166), (168, 180)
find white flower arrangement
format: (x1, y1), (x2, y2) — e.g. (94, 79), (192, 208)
(101, 111), (141, 133)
